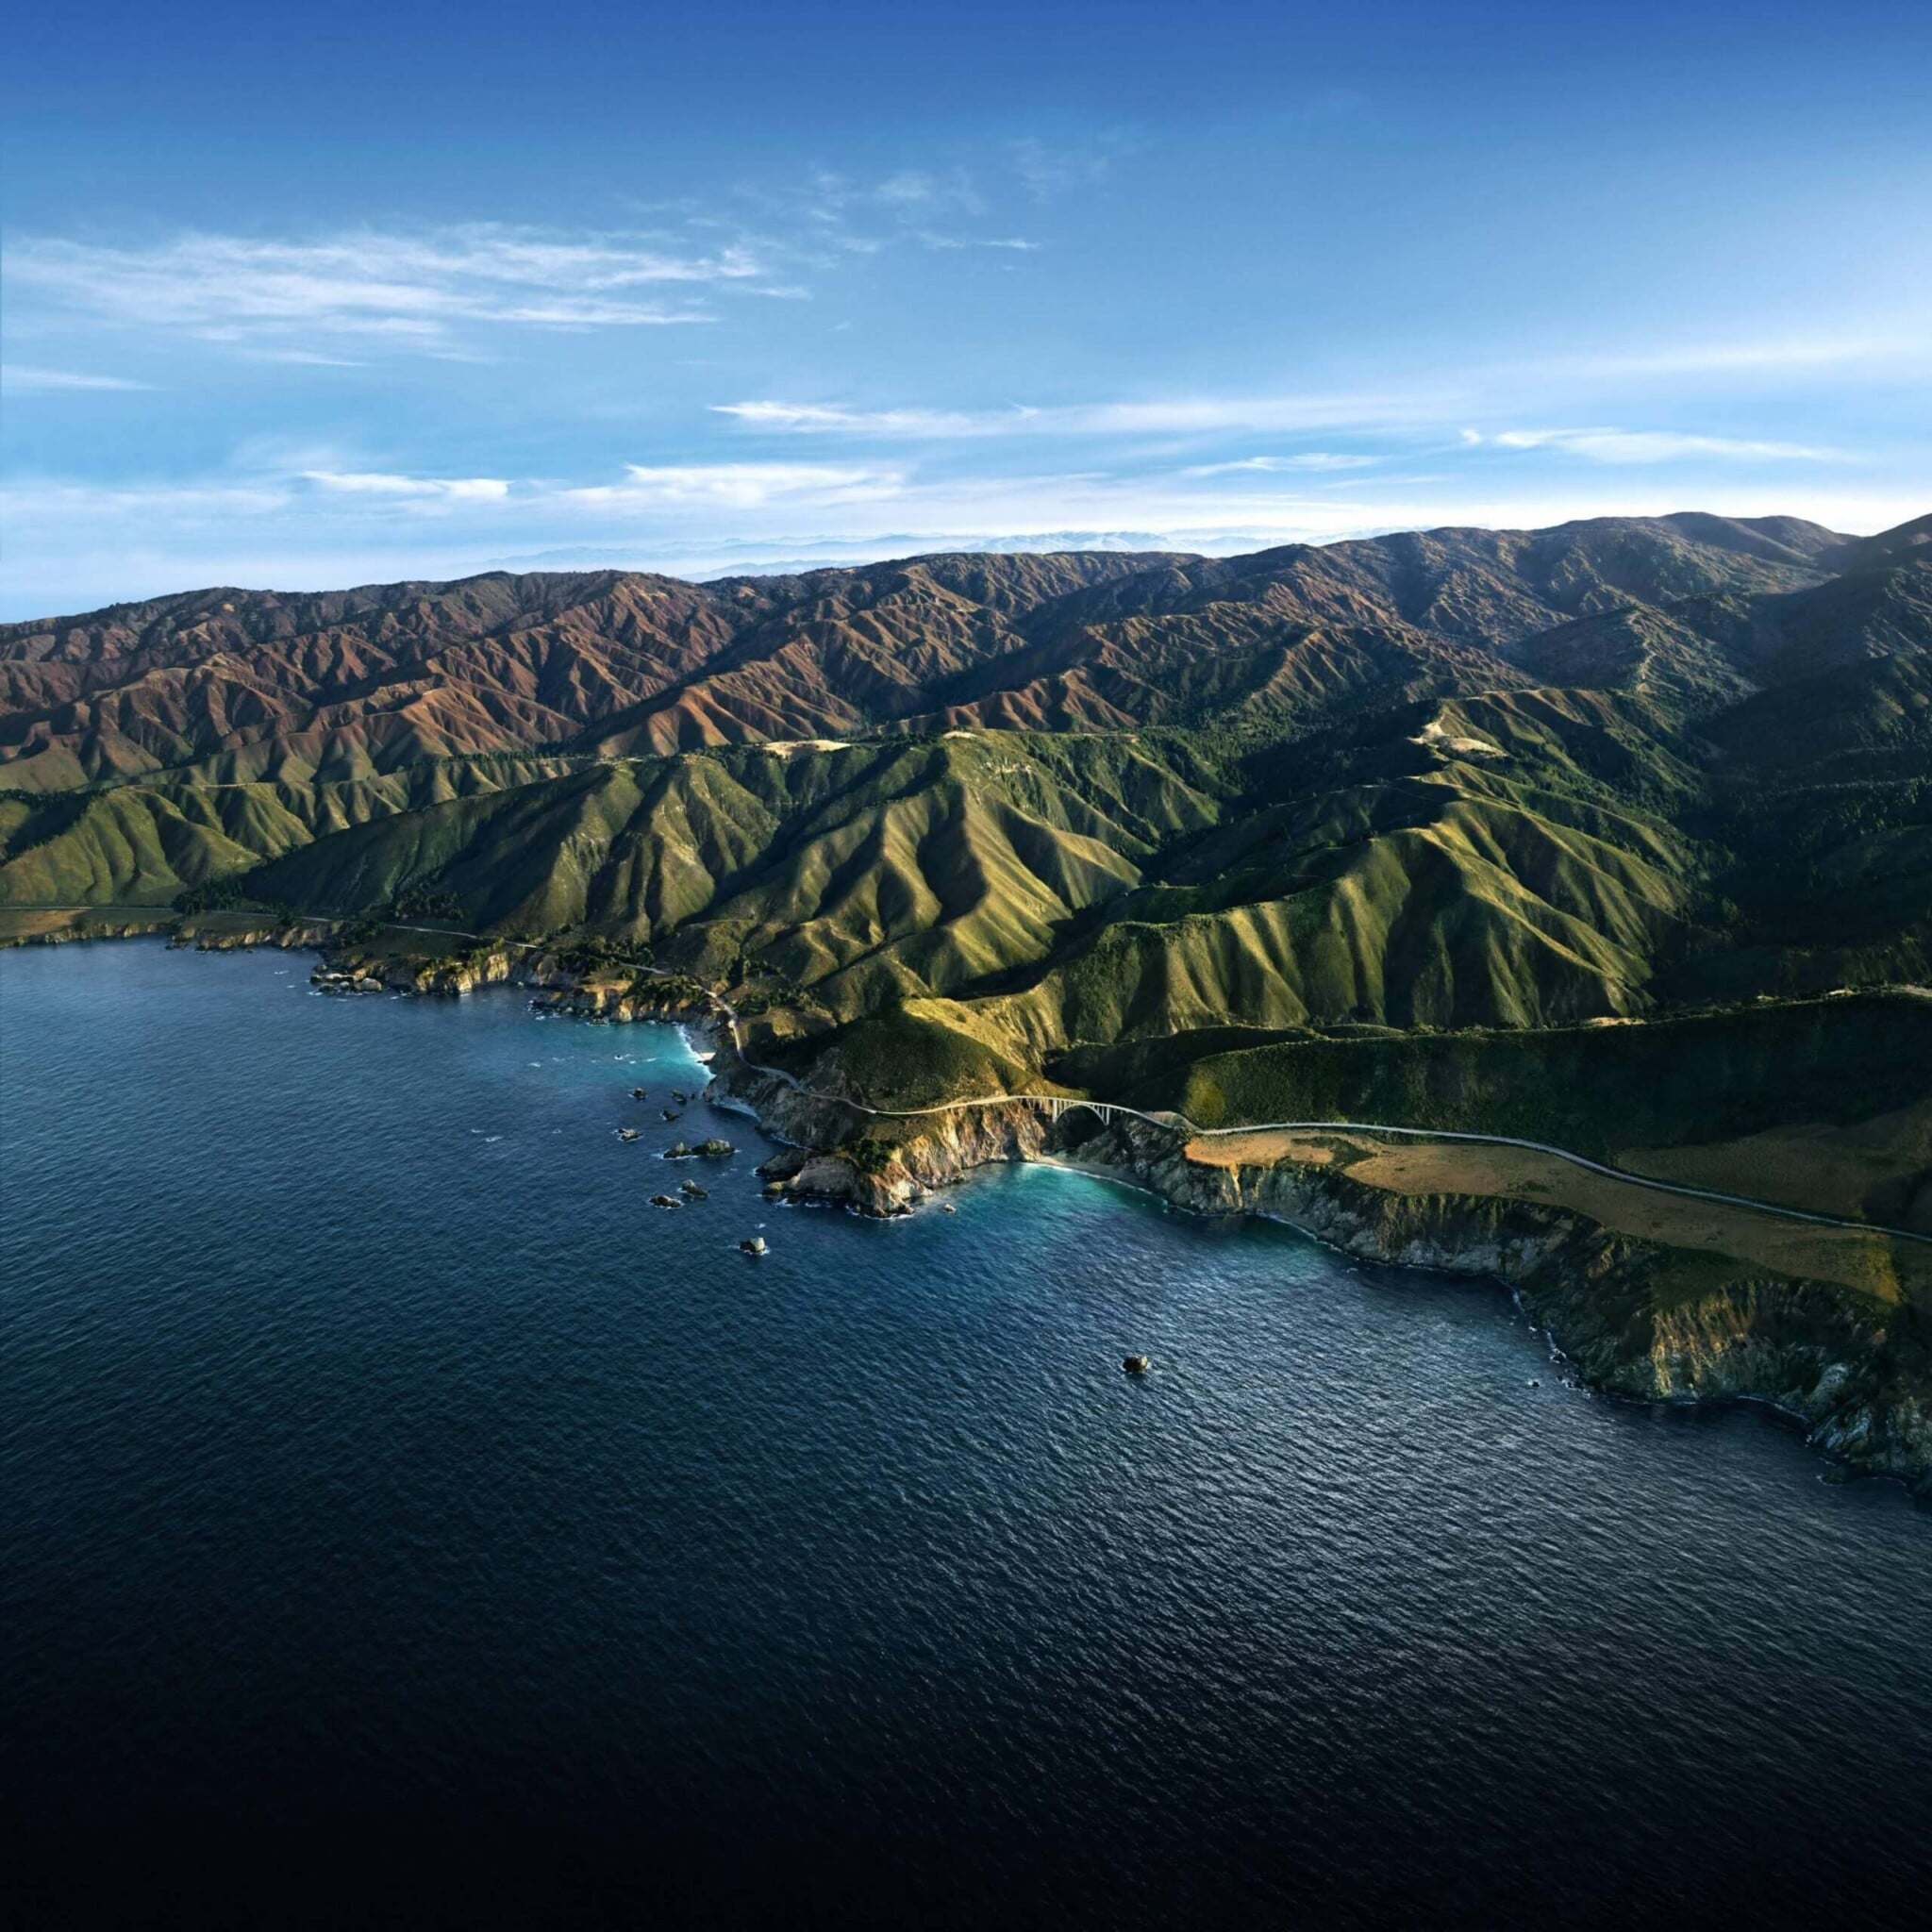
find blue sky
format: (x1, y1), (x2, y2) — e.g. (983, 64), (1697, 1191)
(4, 0), (1928, 615)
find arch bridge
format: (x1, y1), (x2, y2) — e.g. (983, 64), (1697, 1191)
(1041, 1095), (1129, 1126)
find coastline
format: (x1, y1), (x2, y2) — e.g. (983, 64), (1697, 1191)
(11, 919), (1929, 1498)
(706, 1043), (1932, 1498)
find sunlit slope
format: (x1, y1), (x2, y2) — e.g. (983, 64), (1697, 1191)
(975, 807), (1681, 1047)
(0, 757), (576, 905)
(117, 692), (1701, 1041)
(894, 724), (1684, 1060)
(6, 509), (1930, 1119)
(234, 735), (1224, 1008)
(16, 698), (1690, 1040)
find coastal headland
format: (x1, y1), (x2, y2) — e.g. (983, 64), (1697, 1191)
(17, 904), (1924, 1493)
(7, 514), (1930, 1491)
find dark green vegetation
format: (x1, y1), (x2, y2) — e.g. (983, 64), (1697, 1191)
(12, 509), (1931, 1490)
(1065, 996), (1932, 1161)
(6, 511), (1930, 1179)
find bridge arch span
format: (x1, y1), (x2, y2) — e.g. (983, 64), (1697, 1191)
(1041, 1095), (1124, 1127)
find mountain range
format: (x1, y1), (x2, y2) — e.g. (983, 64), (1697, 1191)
(4, 508), (1929, 1120)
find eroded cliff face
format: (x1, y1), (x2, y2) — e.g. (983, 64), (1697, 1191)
(723, 1090), (1929, 1494)
(309, 944), (528, 997)
(3, 911), (175, 948)
(717, 1055), (1050, 1216)
(524, 975), (714, 1024)
(180, 920), (337, 954)
(301, 939), (722, 1022)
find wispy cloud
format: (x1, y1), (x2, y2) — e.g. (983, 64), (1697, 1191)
(713, 393), (1427, 439)
(872, 169), (986, 215)
(2, 363), (154, 392)
(1557, 332), (1932, 381)
(247, 348), (369, 368)
(729, 166), (1039, 263)
(1185, 454), (1379, 475)
(1009, 138), (1116, 201)
(712, 312), (1932, 455)
(0, 478), (295, 520)
(717, 391), (1887, 469)
(7, 151), (1084, 376)
(7, 225), (769, 353)
(304, 470), (511, 502)
(1481, 427), (1840, 462)
(911, 233), (1041, 253)
(713, 400), (999, 436)
(566, 461), (906, 509)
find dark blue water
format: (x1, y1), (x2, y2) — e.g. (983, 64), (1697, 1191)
(4, 942), (1929, 1928)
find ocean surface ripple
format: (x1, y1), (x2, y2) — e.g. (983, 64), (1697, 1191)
(4, 943), (1929, 1927)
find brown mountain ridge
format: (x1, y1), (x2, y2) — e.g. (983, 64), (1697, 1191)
(0, 512), (1879, 794)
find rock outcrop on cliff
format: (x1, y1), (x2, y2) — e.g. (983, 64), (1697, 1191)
(718, 1074), (1931, 1493)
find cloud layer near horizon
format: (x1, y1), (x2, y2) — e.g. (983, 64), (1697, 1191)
(2, 430), (1923, 620)
(6, 8), (1928, 620)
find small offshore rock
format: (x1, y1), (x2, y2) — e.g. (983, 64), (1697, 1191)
(1123, 1355), (1151, 1375)
(679, 1180), (708, 1198)
(650, 1193), (682, 1209)
(740, 1235), (769, 1257)
(695, 1138), (735, 1160)
(664, 1140), (691, 1159)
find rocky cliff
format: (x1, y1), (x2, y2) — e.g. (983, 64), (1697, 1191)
(723, 1071), (1932, 1493)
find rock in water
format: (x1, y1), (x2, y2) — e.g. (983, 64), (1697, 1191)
(740, 1235), (768, 1257)
(1123, 1356), (1150, 1375)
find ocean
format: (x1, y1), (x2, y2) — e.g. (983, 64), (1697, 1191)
(4, 941), (1928, 1927)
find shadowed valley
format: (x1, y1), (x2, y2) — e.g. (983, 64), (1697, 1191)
(8, 510), (1932, 1486)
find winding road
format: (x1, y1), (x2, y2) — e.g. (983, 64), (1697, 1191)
(218, 912), (1932, 1249)
(668, 951), (1932, 1249)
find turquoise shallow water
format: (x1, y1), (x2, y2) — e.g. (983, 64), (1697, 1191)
(3, 941), (1930, 1927)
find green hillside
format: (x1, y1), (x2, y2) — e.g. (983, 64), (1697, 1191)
(1058, 996), (1932, 1158)
(6, 510), (1930, 1174)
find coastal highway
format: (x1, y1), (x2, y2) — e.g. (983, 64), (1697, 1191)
(683, 960), (1932, 1250)
(770, 1087), (1932, 1248)
(208, 913), (1932, 1249)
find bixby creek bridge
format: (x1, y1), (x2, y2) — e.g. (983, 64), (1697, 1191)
(721, 1016), (1932, 1246)
(364, 920), (1932, 1247)
(929, 1092), (1152, 1131)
